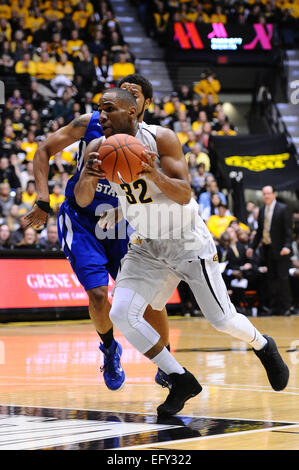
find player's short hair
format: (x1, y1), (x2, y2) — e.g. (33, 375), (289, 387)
(118, 74), (153, 101)
(102, 87), (137, 108)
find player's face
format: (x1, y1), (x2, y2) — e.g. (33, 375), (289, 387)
(98, 93), (136, 137)
(119, 82), (150, 121)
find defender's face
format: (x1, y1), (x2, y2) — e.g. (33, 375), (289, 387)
(98, 93), (134, 137)
(120, 82), (149, 121)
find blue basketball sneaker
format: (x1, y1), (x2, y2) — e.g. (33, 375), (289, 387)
(155, 368), (172, 390)
(99, 340), (125, 391)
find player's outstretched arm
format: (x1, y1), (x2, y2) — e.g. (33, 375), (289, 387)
(139, 127), (191, 205)
(24, 114), (92, 228)
(74, 137), (106, 207)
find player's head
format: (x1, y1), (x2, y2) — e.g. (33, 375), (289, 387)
(118, 74), (153, 122)
(98, 88), (138, 138)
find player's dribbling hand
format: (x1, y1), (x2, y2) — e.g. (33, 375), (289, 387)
(138, 149), (159, 182)
(24, 205), (48, 229)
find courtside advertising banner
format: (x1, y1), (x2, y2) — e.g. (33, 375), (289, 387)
(210, 134), (299, 190)
(0, 259), (180, 310)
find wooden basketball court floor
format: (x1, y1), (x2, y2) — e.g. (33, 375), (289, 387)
(0, 315), (298, 450)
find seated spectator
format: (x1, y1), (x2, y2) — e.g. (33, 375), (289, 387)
(44, 0), (64, 22)
(198, 179), (227, 214)
(176, 121), (191, 146)
(19, 160), (34, 191)
(192, 110), (209, 135)
(0, 182), (14, 218)
(21, 180), (37, 208)
(49, 183), (65, 215)
(217, 123), (237, 136)
(216, 231), (231, 263)
(173, 111), (191, 133)
(8, 89), (24, 108)
(20, 132), (38, 161)
(0, 2), (11, 21)
(74, 45), (96, 91)
(1, 126), (16, 157)
(212, 110), (233, 132)
(39, 223), (61, 251)
(246, 201), (259, 231)
(89, 29), (106, 57)
(193, 70), (221, 107)
(191, 142), (211, 172)
(15, 226), (39, 249)
(190, 162), (212, 196)
(0, 223), (13, 250)
(153, 0), (170, 45)
(72, 1), (91, 29)
(182, 130), (197, 154)
(67, 29), (84, 57)
(186, 152), (198, 179)
(211, 5), (227, 23)
(25, 6), (45, 33)
(35, 51), (56, 81)
(52, 90), (74, 121)
(15, 52), (36, 77)
(197, 122), (214, 150)
(95, 54), (113, 86)
(207, 202), (235, 239)
(177, 84), (193, 106)
(111, 52), (135, 82)
(0, 158), (21, 189)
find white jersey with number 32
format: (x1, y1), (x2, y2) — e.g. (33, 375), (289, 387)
(110, 121), (216, 258)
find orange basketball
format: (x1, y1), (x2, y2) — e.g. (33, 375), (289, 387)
(97, 134), (146, 184)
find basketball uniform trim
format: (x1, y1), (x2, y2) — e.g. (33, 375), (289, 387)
(200, 259), (224, 313)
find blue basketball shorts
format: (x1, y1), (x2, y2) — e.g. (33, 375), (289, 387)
(57, 201), (129, 291)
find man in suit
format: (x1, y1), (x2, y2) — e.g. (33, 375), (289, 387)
(246, 186), (293, 316)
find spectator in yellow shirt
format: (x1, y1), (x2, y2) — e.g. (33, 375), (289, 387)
(0, 0), (11, 20)
(55, 53), (75, 81)
(15, 53), (36, 77)
(210, 5), (227, 23)
(11, 0), (28, 21)
(193, 70), (221, 106)
(44, 0), (64, 22)
(207, 203), (236, 240)
(0, 18), (12, 41)
(72, 1), (91, 28)
(111, 53), (135, 82)
(25, 6), (45, 32)
(49, 183), (65, 215)
(192, 110), (209, 134)
(22, 180), (37, 208)
(217, 123), (237, 136)
(20, 132), (38, 161)
(35, 52), (56, 81)
(67, 29), (84, 56)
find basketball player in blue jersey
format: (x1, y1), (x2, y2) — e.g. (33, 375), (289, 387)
(24, 76), (171, 391)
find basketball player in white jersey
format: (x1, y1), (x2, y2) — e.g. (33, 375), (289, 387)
(77, 86), (289, 417)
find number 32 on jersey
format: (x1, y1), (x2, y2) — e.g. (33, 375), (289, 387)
(120, 179), (153, 204)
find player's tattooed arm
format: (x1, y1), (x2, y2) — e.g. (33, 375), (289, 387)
(24, 113), (92, 228)
(74, 137), (107, 207)
(71, 114), (91, 129)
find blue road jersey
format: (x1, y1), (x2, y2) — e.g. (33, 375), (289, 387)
(58, 111), (129, 291)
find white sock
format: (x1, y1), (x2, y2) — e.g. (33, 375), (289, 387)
(152, 347), (185, 375)
(249, 330), (267, 351)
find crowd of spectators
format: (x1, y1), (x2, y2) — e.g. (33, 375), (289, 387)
(134, 0), (299, 47)
(0, 0), (298, 316)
